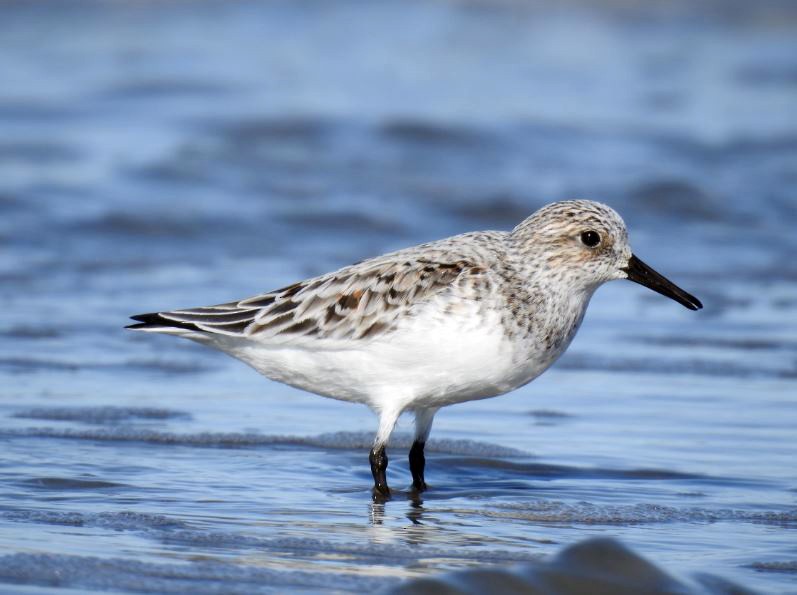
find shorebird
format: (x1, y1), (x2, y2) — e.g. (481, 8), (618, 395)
(128, 200), (702, 496)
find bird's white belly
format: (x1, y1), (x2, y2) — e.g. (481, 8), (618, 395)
(220, 301), (554, 412)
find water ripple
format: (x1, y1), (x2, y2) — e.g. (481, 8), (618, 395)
(0, 428), (525, 457)
(478, 501), (797, 526)
(12, 406), (191, 424)
(0, 552), (389, 595)
(1, 509), (188, 530)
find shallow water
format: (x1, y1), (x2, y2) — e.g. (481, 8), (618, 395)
(1, 0), (796, 593)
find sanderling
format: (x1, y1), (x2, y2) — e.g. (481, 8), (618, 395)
(128, 200), (702, 495)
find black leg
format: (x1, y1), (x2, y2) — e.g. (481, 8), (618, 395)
(369, 445), (390, 496)
(409, 440), (427, 491)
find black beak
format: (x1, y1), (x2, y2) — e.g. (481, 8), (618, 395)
(622, 255), (703, 311)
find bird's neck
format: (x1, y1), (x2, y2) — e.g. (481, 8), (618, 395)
(499, 253), (595, 354)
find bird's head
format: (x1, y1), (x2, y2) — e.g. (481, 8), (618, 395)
(512, 199), (703, 310)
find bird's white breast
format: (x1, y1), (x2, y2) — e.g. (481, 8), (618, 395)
(219, 293), (561, 413)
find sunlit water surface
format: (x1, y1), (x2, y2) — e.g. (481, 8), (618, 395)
(1, 1), (796, 593)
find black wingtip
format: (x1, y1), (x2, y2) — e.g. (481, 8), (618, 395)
(130, 312), (164, 324)
(126, 312), (202, 332)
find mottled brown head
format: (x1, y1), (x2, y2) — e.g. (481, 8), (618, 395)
(512, 200), (702, 310)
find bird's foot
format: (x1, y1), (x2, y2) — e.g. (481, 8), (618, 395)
(370, 445), (390, 499)
(371, 483), (391, 502)
(409, 440), (427, 493)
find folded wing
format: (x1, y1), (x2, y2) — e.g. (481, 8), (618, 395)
(128, 257), (488, 343)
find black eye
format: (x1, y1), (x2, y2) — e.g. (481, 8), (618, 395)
(580, 230), (601, 247)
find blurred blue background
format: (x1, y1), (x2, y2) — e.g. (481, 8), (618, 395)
(0, 1), (796, 593)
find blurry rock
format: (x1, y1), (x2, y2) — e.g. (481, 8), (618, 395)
(388, 538), (757, 595)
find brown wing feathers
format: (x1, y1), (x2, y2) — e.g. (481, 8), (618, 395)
(127, 260), (474, 341)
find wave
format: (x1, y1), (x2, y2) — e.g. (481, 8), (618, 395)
(624, 335), (797, 352)
(12, 406), (191, 424)
(558, 353), (797, 379)
(0, 357), (213, 375)
(0, 428), (524, 457)
(0, 551), (389, 594)
(1, 508), (542, 565)
(158, 530), (541, 564)
(472, 500), (797, 526)
(19, 477), (127, 490)
(747, 560), (797, 574)
(0, 509), (188, 531)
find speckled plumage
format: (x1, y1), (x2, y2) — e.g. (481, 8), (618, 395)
(129, 200), (702, 494)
